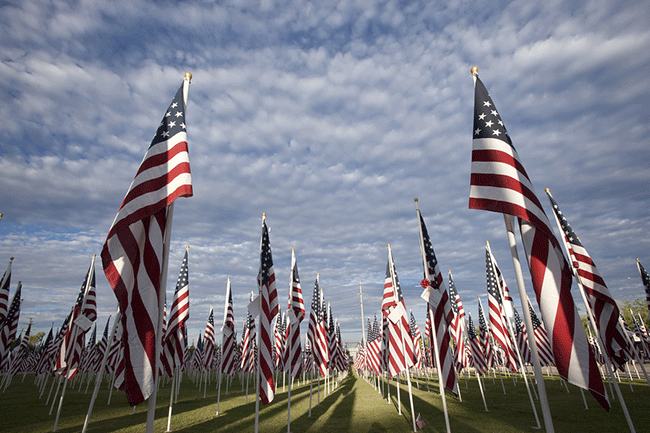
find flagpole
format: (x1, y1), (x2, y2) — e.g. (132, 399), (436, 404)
(414, 199), (451, 433)
(503, 214), (554, 433)
(82, 309), (120, 433)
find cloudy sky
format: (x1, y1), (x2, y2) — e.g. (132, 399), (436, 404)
(1, 0), (649, 346)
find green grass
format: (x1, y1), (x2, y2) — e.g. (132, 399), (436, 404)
(1, 369), (649, 432)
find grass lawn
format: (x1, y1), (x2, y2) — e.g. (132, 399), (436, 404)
(1, 368), (648, 432)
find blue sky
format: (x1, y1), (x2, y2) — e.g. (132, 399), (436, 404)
(1, 0), (649, 345)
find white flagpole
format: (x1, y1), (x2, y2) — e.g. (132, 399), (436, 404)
(503, 214), (554, 433)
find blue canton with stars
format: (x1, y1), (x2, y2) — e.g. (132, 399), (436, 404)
(151, 84), (186, 148)
(473, 77), (512, 146)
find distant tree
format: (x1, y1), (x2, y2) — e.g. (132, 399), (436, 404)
(28, 331), (45, 349)
(620, 298), (648, 329)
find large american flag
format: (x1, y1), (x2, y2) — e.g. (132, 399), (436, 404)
(416, 209), (457, 396)
(164, 248), (190, 376)
(468, 73), (608, 410)
(101, 79), (192, 406)
(547, 189), (629, 368)
(0, 258), (12, 327)
(636, 259), (650, 322)
(257, 216), (279, 404)
(283, 250), (305, 379)
(221, 278), (237, 376)
(485, 246), (518, 372)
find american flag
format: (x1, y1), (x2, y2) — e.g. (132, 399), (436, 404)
(366, 315), (382, 375)
(79, 323), (97, 374)
(325, 302), (336, 369)
(448, 271), (468, 371)
(202, 306), (215, 372)
(467, 313), (488, 375)
(56, 260), (97, 380)
(106, 318), (123, 376)
(409, 311), (423, 369)
(381, 246), (414, 377)
(0, 282), (20, 367)
(164, 249), (190, 375)
(0, 258), (12, 327)
(513, 308), (531, 364)
(101, 78), (192, 406)
(632, 314), (650, 359)
(274, 310), (286, 371)
(221, 278), (238, 376)
(415, 209), (457, 395)
(527, 299), (555, 367)
(485, 246), (518, 372)
(8, 321), (31, 376)
(283, 250), (304, 379)
(257, 216), (279, 404)
(468, 72), (608, 410)
(307, 276), (328, 377)
(636, 259), (650, 322)
(546, 190), (629, 368)
(240, 292), (256, 373)
(477, 300), (493, 368)
(90, 316), (112, 373)
(34, 326), (54, 375)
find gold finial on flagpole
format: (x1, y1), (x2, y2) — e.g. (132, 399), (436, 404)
(471, 66), (479, 76)
(185, 72), (192, 81)
(186, 245), (190, 250)
(0, 213), (3, 221)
